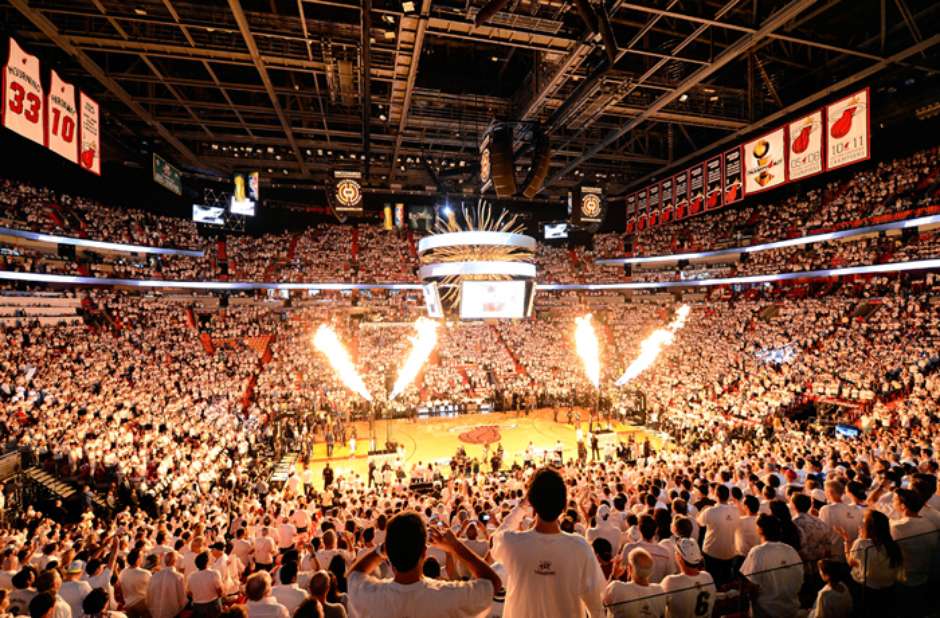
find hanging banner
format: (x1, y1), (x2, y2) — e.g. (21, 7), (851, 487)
(78, 92), (101, 175)
(674, 171), (688, 220)
(743, 127), (786, 195)
(722, 147), (743, 204)
(705, 156), (723, 209)
(153, 153), (182, 195)
(788, 109), (824, 181)
(688, 164), (704, 215)
(394, 203), (405, 229)
(647, 183), (660, 227)
(3, 38), (44, 146)
(660, 177), (674, 223)
(636, 189), (648, 231)
(826, 87), (870, 171)
(625, 216), (636, 235)
(328, 170), (363, 221)
(625, 192), (636, 216)
(45, 69), (78, 163)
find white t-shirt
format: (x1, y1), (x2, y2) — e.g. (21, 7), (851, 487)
(348, 571), (493, 618)
(603, 581), (665, 618)
(890, 516), (938, 586)
(119, 567), (152, 607)
(492, 522), (605, 618)
(696, 504), (738, 560)
(661, 571), (715, 618)
(619, 541), (675, 584)
(819, 503), (861, 542)
(740, 542), (803, 618)
(735, 515), (760, 557)
(59, 579), (93, 618)
(187, 569), (222, 604)
(253, 536), (277, 565)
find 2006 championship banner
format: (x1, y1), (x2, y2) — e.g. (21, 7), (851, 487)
(2, 37), (100, 175)
(625, 87), (870, 233)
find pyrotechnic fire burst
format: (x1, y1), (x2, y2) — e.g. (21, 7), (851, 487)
(616, 304), (691, 386)
(313, 324), (372, 401)
(390, 318), (439, 400)
(575, 313), (601, 388)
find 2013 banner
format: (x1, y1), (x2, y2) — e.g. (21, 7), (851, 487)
(788, 109), (824, 181)
(743, 127), (786, 194)
(3, 38), (44, 146)
(79, 92), (101, 175)
(46, 70), (78, 164)
(722, 147), (743, 204)
(674, 171), (688, 220)
(826, 87), (869, 170)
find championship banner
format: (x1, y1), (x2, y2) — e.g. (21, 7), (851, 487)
(394, 202), (405, 229)
(637, 189), (648, 231)
(788, 110), (824, 181)
(572, 185), (606, 227)
(383, 204), (394, 230)
(45, 69), (77, 163)
(153, 153), (182, 195)
(647, 183), (660, 227)
(743, 127), (786, 195)
(78, 91), (101, 175)
(674, 171), (688, 220)
(3, 38), (44, 146)
(625, 192), (636, 216)
(625, 216), (636, 235)
(688, 164), (704, 215)
(705, 156), (722, 210)
(826, 87), (869, 171)
(329, 170), (363, 221)
(660, 178), (674, 223)
(722, 147), (743, 204)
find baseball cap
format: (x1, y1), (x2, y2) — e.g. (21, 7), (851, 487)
(597, 505), (611, 521)
(66, 560), (84, 574)
(675, 538), (704, 567)
(811, 489), (827, 504)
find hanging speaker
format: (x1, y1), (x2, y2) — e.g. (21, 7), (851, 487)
(485, 124), (516, 198)
(520, 130), (551, 198)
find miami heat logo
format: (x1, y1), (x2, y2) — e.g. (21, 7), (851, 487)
(480, 147), (491, 184)
(335, 179), (362, 208)
(582, 193), (602, 218)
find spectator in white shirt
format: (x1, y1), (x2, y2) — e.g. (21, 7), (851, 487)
(147, 553), (186, 618)
(308, 570), (347, 618)
(735, 495), (761, 561)
(740, 514), (804, 618)
(492, 467), (605, 617)
(253, 530), (277, 572)
(271, 561), (306, 615)
(34, 570), (70, 618)
(807, 560), (852, 618)
(888, 488), (938, 617)
(187, 552), (223, 618)
(603, 548), (665, 618)
(347, 511), (500, 618)
(695, 484), (738, 586)
(619, 516), (674, 584)
(58, 562), (91, 618)
(245, 572), (289, 618)
(661, 539), (716, 618)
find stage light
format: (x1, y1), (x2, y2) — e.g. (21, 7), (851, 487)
(402, 0), (416, 13)
(575, 313), (601, 388)
(679, 93), (689, 102)
(616, 304), (690, 386)
(390, 318), (439, 399)
(313, 324), (372, 401)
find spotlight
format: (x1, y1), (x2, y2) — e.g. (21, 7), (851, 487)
(401, 0), (416, 13)
(679, 93), (689, 102)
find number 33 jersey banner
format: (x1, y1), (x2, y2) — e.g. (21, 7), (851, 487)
(46, 70), (78, 164)
(3, 38), (44, 146)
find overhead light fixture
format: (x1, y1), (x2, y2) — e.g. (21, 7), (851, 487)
(678, 93), (689, 102)
(379, 113), (387, 121)
(133, 8), (147, 16)
(402, 0), (416, 13)
(709, 95), (720, 102)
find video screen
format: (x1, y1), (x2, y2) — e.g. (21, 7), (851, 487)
(192, 204), (225, 226)
(230, 197), (256, 216)
(835, 424), (861, 440)
(423, 283), (444, 318)
(543, 222), (569, 240)
(459, 280), (527, 319)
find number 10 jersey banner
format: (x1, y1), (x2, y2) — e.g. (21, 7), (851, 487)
(2, 37), (101, 175)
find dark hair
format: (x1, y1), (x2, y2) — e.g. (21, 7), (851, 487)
(422, 556), (441, 579)
(638, 515), (657, 541)
(791, 493), (812, 514)
(756, 514), (781, 542)
(293, 599), (324, 618)
(715, 485), (730, 502)
(82, 588), (109, 615)
(895, 488), (924, 514)
(743, 495), (760, 515)
(385, 512), (426, 572)
(279, 560), (298, 584)
(862, 510), (902, 567)
(195, 552), (209, 570)
(591, 538), (613, 562)
(29, 592), (56, 618)
(527, 468), (567, 522)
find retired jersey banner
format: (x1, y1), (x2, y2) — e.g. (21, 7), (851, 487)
(743, 127), (786, 195)
(723, 147), (743, 204)
(45, 70), (78, 163)
(705, 156), (723, 210)
(674, 171), (688, 220)
(637, 189), (648, 230)
(826, 87), (869, 171)
(788, 110), (824, 181)
(647, 183), (660, 226)
(660, 177), (674, 222)
(79, 92), (101, 175)
(625, 192), (636, 216)
(3, 38), (44, 146)
(688, 164), (704, 215)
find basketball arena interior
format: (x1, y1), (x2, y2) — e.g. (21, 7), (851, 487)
(0, 1), (939, 617)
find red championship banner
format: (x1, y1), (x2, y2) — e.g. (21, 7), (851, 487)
(3, 38), (44, 146)
(79, 91), (101, 175)
(660, 177), (673, 223)
(636, 189), (648, 231)
(625, 193), (637, 235)
(625, 216), (636, 235)
(674, 171), (688, 220)
(688, 164), (704, 215)
(722, 147), (743, 204)
(46, 70), (78, 163)
(743, 127), (786, 195)
(825, 87), (869, 171)
(647, 183), (660, 227)
(788, 109), (824, 181)
(705, 155), (723, 209)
